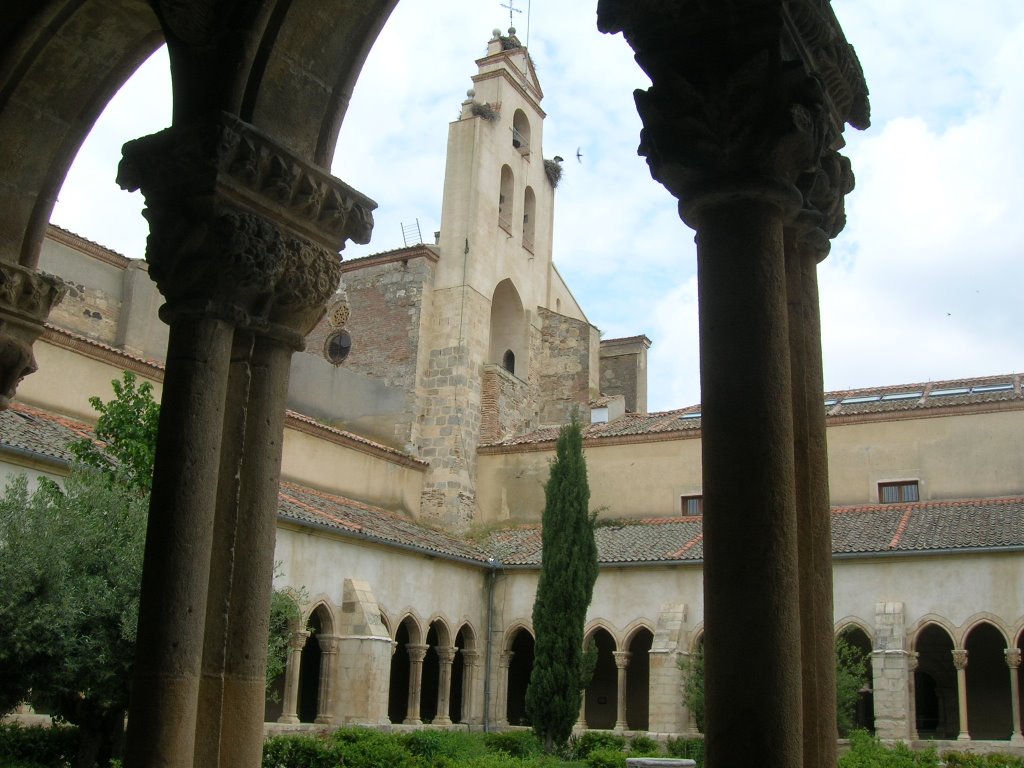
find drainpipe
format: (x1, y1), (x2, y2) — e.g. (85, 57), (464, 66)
(483, 557), (499, 731)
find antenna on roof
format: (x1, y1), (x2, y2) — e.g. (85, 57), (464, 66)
(401, 219), (423, 247)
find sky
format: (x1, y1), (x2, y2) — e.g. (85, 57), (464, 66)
(51, 1), (1024, 413)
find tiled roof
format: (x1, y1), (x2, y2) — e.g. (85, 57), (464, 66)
(278, 481), (487, 562)
(0, 402), (95, 465)
(485, 373), (1022, 448)
(5, 402), (1022, 567)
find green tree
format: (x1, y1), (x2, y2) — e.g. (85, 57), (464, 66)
(679, 642), (705, 732)
(525, 415), (598, 752)
(835, 635), (870, 737)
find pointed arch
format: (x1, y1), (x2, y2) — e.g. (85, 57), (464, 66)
(913, 622), (958, 739)
(964, 620), (1012, 739)
(626, 625), (654, 731)
(489, 278), (528, 379)
(505, 626), (535, 727)
(584, 625), (618, 730)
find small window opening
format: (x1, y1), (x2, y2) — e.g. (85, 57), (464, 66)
(325, 329), (352, 365)
(681, 495), (703, 516)
(502, 349), (515, 375)
(878, 480), (919, 504)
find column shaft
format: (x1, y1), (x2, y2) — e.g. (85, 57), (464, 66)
(1006, 649), (1023, 745)
(953, 650), (970, 740)
(460, 650), (479, 724)
(786, 235), (836, 768)
(698, 198), (802, 768)
(405, 644), (428, 725)
(614, 651), (631, 732)
(124, 316), (234, 768)
(315, 636), (339, 724)
(278, 631), (310, 724)
(435, 647), (456, 725)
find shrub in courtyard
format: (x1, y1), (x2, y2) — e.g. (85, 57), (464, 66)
(586, 747), (627, 768)
(838, 730), (939, 768)
(330, 727), (416, 768)
(942, 753), (1024, 768)
(261, 732), (342, 768)
(403, 729), (487, 762)
(575, 731), (625, 758)
(629, 733), (659, 755)
(483, 729), (542, 757)
(666, 736), (704, 766)
(0, 723), (79, 767)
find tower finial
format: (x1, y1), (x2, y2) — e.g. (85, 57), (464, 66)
(500, 0), (522, 30)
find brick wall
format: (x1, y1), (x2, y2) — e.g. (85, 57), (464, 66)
(480, 363), (532, 443)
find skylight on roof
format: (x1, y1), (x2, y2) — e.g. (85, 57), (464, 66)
(841, 395), (880, 404)
(681, 412), (701, 420)
(881, 391), (923, 401)
(929, 387), (970, 397)
(971, 383), (1014, 394)
(823, 398), (838, 407)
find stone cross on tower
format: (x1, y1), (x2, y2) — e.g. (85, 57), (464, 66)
(500, 0), (522, 28)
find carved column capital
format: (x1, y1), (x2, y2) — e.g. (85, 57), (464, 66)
(952, 649), (969, 671)
(0, 262), (67, 409)
(288, 630), (311, 651)
(1006, 648), (1022, 670)
(406, 644), (429, 663)
(598, 0), (869, 232)
(613, 650), (632, 669)
(460, 649), (481, 667)
(117, 113), (375, 341)
(317, 634), (340, 654)
(499, 650), (514, 669)
(435, 646), (457, 664)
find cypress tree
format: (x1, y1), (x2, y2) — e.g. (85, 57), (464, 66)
(525, 414), (598, 752)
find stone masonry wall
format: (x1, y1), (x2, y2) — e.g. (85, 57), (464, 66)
(480, 363), (533, 443)
(537, 307), (594, 424)
(417, 287), (490, 528)
(871, 601), (914, 741)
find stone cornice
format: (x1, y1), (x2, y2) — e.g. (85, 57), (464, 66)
(470, 69), (546, 120)
(339, 245), (439, 274)
(284, 412), (428, 471)
(46, 225), (132, 270)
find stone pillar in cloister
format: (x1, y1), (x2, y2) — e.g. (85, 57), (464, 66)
(598, 3), (869, 766)
(278, 630), (311, 724)
(952, 649), (970, 740)
(613, 651), (632, 732)
(871, 602), (915, 741)
(496, 651), (514, 727)
(0, 262), (66, 410)
(337, 578), (392, 725)
(647, 604), (687, 736)
(460, 649), (480, 725)
(434, 646), (457, 725)
(116, 112), (374, 768)
(405, 644), (429, 725)
(1006, 649), (1023, 745)
(315, 635), (341, 725)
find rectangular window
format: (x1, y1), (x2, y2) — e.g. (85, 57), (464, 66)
(681, 495), (703, 516)
(878, 481), (920, 504)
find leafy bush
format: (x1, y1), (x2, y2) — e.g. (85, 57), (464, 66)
(839, 730), (939, 768)
(586, 747), (626, 768)
(261, 733), (342, 768)
(942, 753), (1024, 768)
(575, 731), (625, 758)
(403, 729), (488, 763)
(629, 733), (659, 755)
(0, 723), (79, 767)
(330, 727), (416, 768)
(483, 730), (542, 757)
(666, 736), (704, 766)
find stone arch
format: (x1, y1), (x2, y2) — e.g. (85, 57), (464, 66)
(504, 625), (535, 726)
(453, 622), (478, 724)
(584, 624), (618, 730)
(300, 597), (337, 636)
(836, 623), (875, 734)
(387, 614), (423, 723)
(489, 278), (528, 379)
(512, 108), (531, 154)
(421, 616), (454, 722)
(689, 625), (705, 654)
(913, 621), (958, 739)
(522, 185), (536, 250)
(297, 602), (333, 723)
(625, 624), (655, 731)
(963, 620), (1013, 739)
(835, 617), (875, 644)
(962, 613), (1011, 647)
(498, 164), (515, 231)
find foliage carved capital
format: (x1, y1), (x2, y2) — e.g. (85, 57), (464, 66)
(0, 263), (67, 408)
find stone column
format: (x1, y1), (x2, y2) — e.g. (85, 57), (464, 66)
(460, 649), (479, 724)
(0, 261), (66, 410)
(786, 150), (851, 764)
(908, 652), (920, 741)
(598, 5), (868, 767)
(315, 635), (340, 725)
(278, 631), (310, 724)
(1006, 649), (1023, 745)
(116, 113), (374, 768)
(405, 644), (429, 725)
(953, 649), (970, 740)
(871, 602), (914, 741)
(576, 694), (587, 730)
(434, 646), (457, 725)
(496, 651), (513, 727)
(613, 651), (632, 732)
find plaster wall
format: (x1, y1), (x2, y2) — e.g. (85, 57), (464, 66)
(826, 410), (1024, 505)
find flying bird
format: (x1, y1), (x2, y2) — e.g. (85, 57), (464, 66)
(576, 147), (583, 163)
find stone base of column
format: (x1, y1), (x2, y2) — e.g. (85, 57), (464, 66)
(276, 715), (299, 725)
